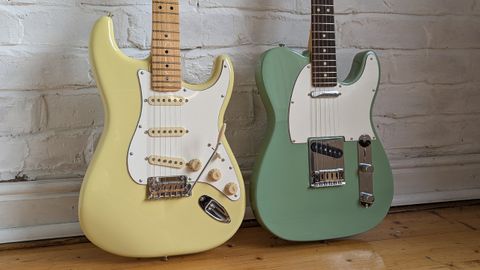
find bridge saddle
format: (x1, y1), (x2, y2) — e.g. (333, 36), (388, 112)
(146, 176), (191, 200)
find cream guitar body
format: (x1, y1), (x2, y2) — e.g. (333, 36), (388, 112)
(79, 17), (245, 258)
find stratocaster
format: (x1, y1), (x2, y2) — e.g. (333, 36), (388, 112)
(79, 1), (245, 257)
(251, 0), (394, 241)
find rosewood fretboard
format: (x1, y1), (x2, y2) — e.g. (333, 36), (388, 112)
(311, 0), (338, 88)
(151, 0), (181, 92)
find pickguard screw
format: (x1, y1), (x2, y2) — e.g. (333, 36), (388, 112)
(224, 65), (227, 68)
(140, 71), (144, 75)
(291, 101), (295, 104)
(221, 95), (225, 98)
(138, 125), (142, 128)
(130, 152), (134, 156)
(229, 166), (233, 170)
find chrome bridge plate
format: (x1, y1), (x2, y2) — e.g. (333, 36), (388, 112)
(146, 176), (191, 200)
(308, 138), (346, 188)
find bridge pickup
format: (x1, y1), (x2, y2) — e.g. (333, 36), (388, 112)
(146, 176), (191, 200)
(147, 156), (186, 169)
(147, 96), (186, 106)
(309, 90), (341, 98)
(147, 127), (187, 137)
(308, 138), (346, 189)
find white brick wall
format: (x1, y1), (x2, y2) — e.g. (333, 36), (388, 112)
(1, 1), (480, 202)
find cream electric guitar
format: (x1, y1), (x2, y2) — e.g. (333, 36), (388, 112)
(79, 1), (245, 258)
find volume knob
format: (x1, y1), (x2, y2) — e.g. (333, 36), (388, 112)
(208, 169), (222, 182)
(187, 159), (202, 172)
(224, 183), (238, 196)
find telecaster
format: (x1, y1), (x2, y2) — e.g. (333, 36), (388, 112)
(250, 0), (394, 241)
(79, 0), (245, 257)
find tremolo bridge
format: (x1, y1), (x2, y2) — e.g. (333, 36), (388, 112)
(308, 138), (345, 188)
(147, 176), (191, 200)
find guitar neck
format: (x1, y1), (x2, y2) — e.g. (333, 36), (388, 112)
(151, 0), (182, 92)
(311, 0), (338, 88)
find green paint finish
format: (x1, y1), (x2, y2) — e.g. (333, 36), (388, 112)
(251, 47), (394, 241)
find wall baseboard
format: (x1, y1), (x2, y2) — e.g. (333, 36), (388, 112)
(1, 154), (480, 244)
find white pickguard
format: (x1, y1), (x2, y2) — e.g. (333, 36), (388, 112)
(289, 52), (379, 143)
(127, 60), (240, 201)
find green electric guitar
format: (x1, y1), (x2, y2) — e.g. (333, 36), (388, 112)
(250, 0), (394, 241)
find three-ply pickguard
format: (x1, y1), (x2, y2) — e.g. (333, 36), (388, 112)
(126, 60), (241, 201)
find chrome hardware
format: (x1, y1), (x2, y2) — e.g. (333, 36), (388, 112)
(199, 195), (231, 223)
(146, 176), (191, 200)
(308, 138), (346, 188)
(309, 89), (341, 98)
(358, 135), (375, 207)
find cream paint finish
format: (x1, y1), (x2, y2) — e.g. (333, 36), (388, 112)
(127, 66), (241, 200)
(79, 17), (245, 257)
(289, 52), (379, 143)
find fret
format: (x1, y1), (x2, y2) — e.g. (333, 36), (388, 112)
(312, 40), (336, 47)
(311, 55), (337, 60)
(151, 0), (181, 92)
(311, 67), (337, 72)
(311, 24), (335, 32)
(311, 0), (337, 88)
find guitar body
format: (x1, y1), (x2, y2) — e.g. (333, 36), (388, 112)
(251, 47), (393, 241)
(79, 17), (245, 257)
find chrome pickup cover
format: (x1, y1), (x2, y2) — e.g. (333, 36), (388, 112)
(146, 176), (191, 200)
(308, 138), (346, 188)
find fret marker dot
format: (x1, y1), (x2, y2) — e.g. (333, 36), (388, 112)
(322, 34), (326, 38)
(323, 62), (327, 66)
(327, 8), (331, 12)
(324, 74), (327, 77)
(323, 49), (327, 52)
(317, 8), (321, 12)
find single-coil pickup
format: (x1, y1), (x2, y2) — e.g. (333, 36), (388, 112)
(147, 127), (187, 137)
(310, 142), (343, 159)
(147, 156), (186, 169)
(147, 96), (186, 106)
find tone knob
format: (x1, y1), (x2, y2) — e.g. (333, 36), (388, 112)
(224, 182), (238, 196)
(187, 159), (202, 171)
(208, 169), (222, 182)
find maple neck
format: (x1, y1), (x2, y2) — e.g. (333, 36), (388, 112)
(310, 0), (337, 88)
(151, 0), (181, 92)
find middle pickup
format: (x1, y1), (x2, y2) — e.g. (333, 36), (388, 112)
(147, 127), (187, 137)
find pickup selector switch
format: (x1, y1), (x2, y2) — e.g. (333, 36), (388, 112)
(208, 169), (222, 182)
(187, 159), (202, 172)
(224, 183), (238, 196)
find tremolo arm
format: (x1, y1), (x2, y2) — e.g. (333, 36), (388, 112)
(186, 123), (227, 193)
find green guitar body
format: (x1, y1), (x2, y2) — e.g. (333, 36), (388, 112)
(251, 47), (394, 241)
